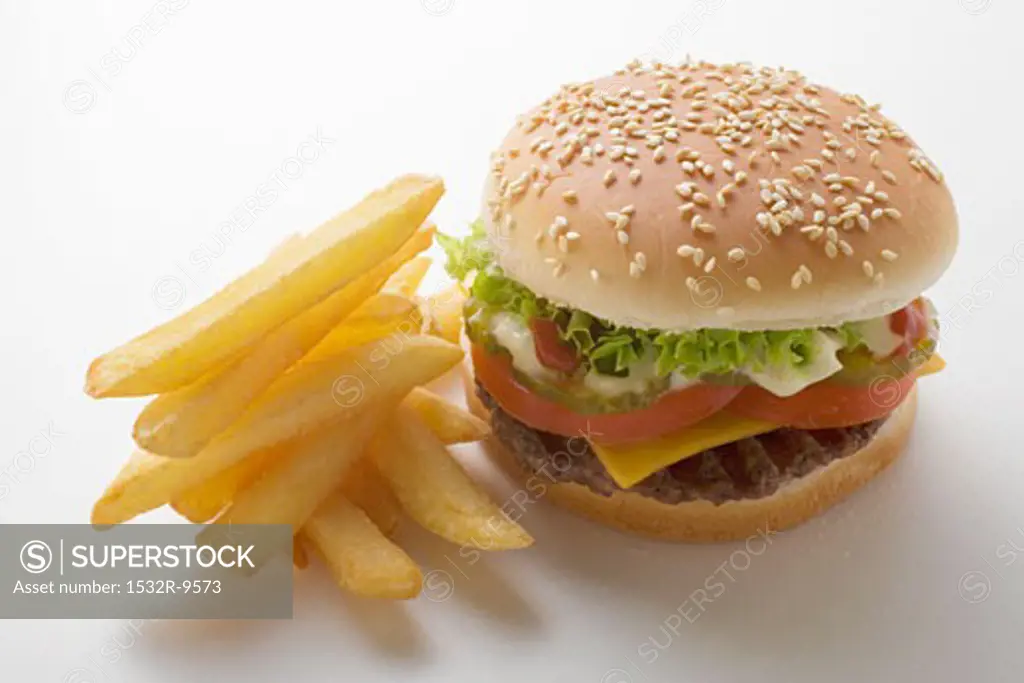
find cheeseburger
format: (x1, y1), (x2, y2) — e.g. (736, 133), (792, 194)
(442, 59), (956, 541)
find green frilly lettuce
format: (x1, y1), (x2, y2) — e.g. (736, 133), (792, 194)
(440, 221), (863, 378)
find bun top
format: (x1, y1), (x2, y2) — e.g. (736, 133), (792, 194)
(482, 60), (957, 330)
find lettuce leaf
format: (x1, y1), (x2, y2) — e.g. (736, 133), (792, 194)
(440, 222), (866, 379)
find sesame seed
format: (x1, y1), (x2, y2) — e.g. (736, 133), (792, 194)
(693, 248), (705, 267)
(704, 256), (717, 273)
(883, 208), (902, 220)
(881, 170), (897, 185)
(791, 271), (803, 289)
(728, 247), (745, 261)
(553, 262), (566, 278)
(616, 230), (629, 245)
(629, 169), (642, 185)
(881, 249), (898, 262)
(629, 262), (642, 278)
(562, 190), (578, 204)
(825, 242), (838, 259)
(746, 276), (762, 291)
(801, 225), (824, 240)
(677, 244), (696, 258)
(862, 260), (874, 278)
(590, 268), (600, 282)
(838, 239), (853, 256)
(603, 170), (617, 187)
(675, 183), (694, 198)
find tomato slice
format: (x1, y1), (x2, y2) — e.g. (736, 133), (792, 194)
(727, 372), (916, 429)
(472, 345), (742, 444)
(529, 318), (580, 374)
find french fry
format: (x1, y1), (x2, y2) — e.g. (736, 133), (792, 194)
(382, 256), (431, 297)
(424, 283), (466, 344)
(293, 536), (309, 570)
(302, 493), (422, 600)
(92, 336), (463, 525)
(132, 226), (436, 458)
(404, 387), (489, 444)
(372, 405), (533, 550)
(340, 460), (402, 537)
(306, 317), (411, 359)
(347, 292), (417, 323)
(170, 447), (280, 523)
(203, 416), (382, 536)
(86, 174), (444, 397)
(265, 233), (305, 262)
(168, 384), (478, 524)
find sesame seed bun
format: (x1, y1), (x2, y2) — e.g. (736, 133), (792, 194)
(482, 60), (958, 331)
(465, 364), (917, 542)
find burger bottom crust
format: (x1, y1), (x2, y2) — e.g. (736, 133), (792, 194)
(463, 366), (917, 543)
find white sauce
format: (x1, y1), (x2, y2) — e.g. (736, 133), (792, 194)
(742, 331), (845, 397)
(583, 358), (660, 397)
(487, 313), (674, 398)
(850, 316), (903, 358)
(487, 313), (553, 379)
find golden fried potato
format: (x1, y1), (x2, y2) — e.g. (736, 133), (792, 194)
(86, 175), (444, 397)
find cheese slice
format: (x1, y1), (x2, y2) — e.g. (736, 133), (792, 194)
(916, 353), (946, 377)
(590, 353), (947, 489)
(590, 412), (776, 490)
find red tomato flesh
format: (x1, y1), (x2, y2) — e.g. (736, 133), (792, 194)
(472, 345), (742, 444)
(528, 318), (581, 374)
(888, 298), (930, 358)
(726, 372), (917, 429)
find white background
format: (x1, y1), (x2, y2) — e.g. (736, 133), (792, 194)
(2, 0), (1023, 681)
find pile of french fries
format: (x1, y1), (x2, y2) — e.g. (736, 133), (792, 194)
(86, 175), (530, 600)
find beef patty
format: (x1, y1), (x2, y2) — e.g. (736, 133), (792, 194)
(476, 383), (887, 505)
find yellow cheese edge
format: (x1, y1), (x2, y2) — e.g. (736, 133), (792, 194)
(591, 353), (946, 490)
(916, 353), (946, 377)
(590, 412), (776, 490)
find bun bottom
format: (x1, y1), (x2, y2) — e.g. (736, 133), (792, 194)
(464, 365), (917, 543)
